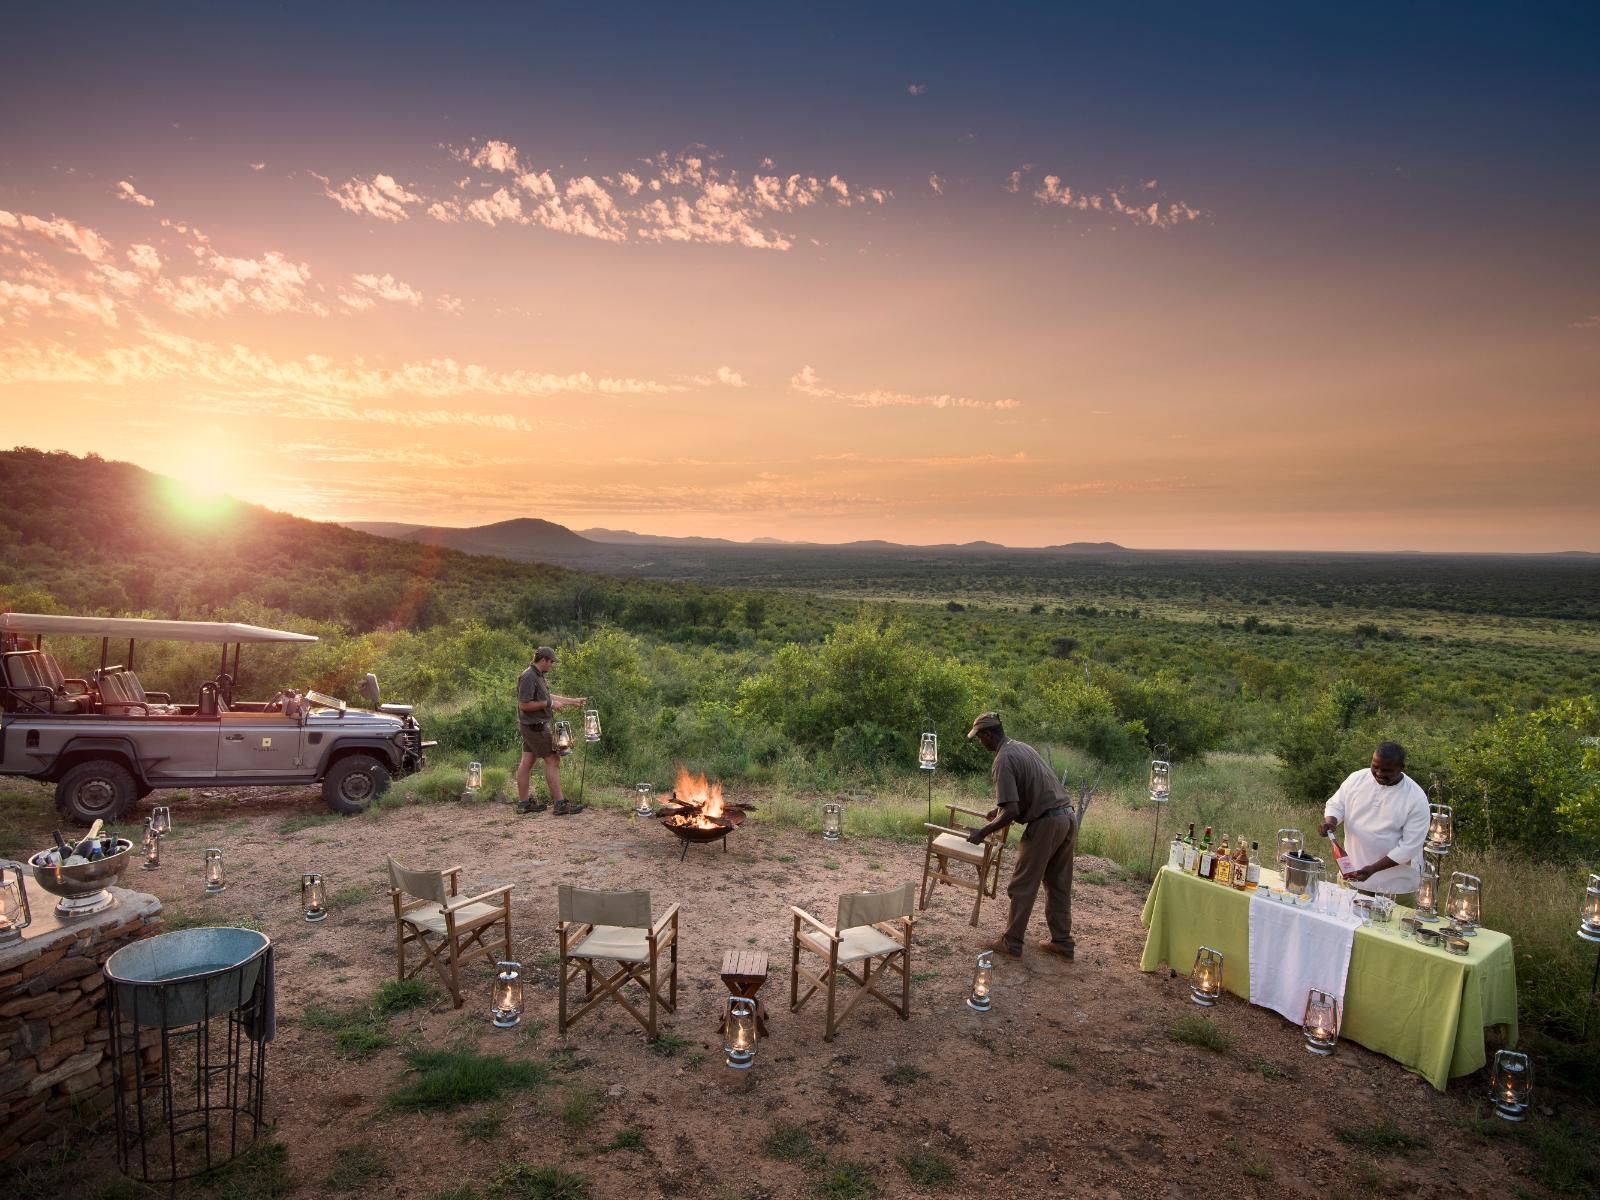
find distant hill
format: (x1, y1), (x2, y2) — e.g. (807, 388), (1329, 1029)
(399, 517), (595, 558)
(1045, 541), (1130, 553)
(578, 527), (744, 548)
(344, 521), (426, 539)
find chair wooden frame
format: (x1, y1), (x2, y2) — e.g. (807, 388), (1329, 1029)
(387, 857), (513, 1009)
(557, 886), (679, 1042)
(790, 882), (914, 1042)
(919, 804), (1007, 926)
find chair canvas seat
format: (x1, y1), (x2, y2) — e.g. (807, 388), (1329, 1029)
(931, 832), (986, 864)
(404, 901), (504, 937)
(797, 924), (903, 965)
(568, 924), (651, 963)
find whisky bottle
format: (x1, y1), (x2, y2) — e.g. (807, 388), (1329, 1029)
(1245, 841), (1262, 889)
(1198, 826), (1215, 880)
(1232, 836), (1250, 890)
(1215, 833), (1233, 886)
(1182, 823), (1199, 873)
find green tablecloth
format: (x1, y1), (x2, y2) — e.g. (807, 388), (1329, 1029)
(1139, 866), (1518, 1091)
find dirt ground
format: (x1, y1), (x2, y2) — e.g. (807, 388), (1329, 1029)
(23, 784), (1549, 1199)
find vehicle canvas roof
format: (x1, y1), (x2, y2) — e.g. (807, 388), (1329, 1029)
(0, 613), (318, 644)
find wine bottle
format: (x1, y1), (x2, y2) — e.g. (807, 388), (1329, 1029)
(52, 830), (74, 862)
(1246, 841), (1262, 888)
(1325, 831), (1356, 878)
(1199, 826), (1215, 880)
(1182, 823), (1199, 874)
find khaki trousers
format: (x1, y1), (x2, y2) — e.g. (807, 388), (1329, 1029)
(1002, 812), (1076, 952)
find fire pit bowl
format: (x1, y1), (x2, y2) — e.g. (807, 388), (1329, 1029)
(663, 815), (737, 843)
(28, 839), (135, 917)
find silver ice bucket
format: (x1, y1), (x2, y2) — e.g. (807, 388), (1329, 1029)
(1282, 850), (1324, 897)
(104, 926), (270, 1029)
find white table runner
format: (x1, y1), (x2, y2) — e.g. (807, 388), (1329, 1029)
(1248, 894), (1360, 1026)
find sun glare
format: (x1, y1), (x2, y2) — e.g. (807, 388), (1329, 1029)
(156, 438), (246, 528)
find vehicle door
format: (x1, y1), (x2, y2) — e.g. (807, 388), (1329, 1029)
(137, 715), (223, 782)
(217, 711), (306, 776)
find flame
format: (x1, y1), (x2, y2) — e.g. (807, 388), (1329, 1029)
(673, 766), (724, 819)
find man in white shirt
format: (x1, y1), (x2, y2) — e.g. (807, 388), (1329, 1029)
(1319, 741), (1430, 897)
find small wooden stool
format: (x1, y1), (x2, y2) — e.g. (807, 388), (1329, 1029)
(719, 948), (771, 1038)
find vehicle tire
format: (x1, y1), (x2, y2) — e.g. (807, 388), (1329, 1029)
(322, 753), (391, 815)
(56, 760), (138, 826)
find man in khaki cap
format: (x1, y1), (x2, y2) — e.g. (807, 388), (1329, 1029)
(514, 646), (586, 815)
(964, 711), (1077, 960)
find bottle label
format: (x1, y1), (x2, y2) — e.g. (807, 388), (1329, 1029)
(1200, 852), (1215, 877)
(1216, 859), (1232, 885)
(1247, 863), (1261, 885)
(1183, 845), (1198, 872)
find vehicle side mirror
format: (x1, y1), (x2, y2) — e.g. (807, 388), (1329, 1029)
(359, 673), (380, 708)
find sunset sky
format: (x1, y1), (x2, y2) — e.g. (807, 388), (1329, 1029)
(1, 3), (1596, 551)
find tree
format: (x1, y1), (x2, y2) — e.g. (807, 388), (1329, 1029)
(741, 594), (768, 635)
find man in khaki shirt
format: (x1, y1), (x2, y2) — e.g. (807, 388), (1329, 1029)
(964, 712), (1077, 960)
(514, 646), (586, 815)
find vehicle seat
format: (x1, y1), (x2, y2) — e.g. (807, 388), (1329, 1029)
(96, 667), (176, 716)
(2, 651), (90, 714)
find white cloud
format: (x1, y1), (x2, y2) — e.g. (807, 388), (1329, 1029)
(452, 139), (522, 173)
(324, 173), (421, 221)
(928, 173), (944, 196)
(250, 162), (266, 171)
(127, 244), (161, 273)
(437, 294), (464, 315)
(1016, 166), (1203, 228)
(0, 210), (112, 261)
(907, 83), (927, 96)
(115, 180), (155, 208)
(348, 272), (423, 306)
(691, 366), (749, 388)
(791, 366), (1020, 411)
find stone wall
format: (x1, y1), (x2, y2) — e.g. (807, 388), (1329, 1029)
(0, 874), (162, 1162)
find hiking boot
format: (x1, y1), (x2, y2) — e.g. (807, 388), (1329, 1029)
(1039, 941), (1075, 961)
(981, 938), (1022, 959)
(514, 799), (547, 814)
(553, 802), (585, 816)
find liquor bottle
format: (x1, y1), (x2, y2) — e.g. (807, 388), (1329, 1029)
(1232, 836), (1250, 890)
(1168, 835), (1185, 869)
(1325, 831), (1356, 878)
(1215, 833), (1233, 886)
(1182, 823), (1199, 874)
(1198, 826), (1216, 880)
(1246, 841), (1262, 889)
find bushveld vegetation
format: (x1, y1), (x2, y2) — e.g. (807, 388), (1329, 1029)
(2, 448), (1597, 1066)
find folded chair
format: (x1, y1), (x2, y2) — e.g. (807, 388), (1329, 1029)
(790, 882), (914, 1042)
(558, 885), (679, 1041)
(919, 804), (1008, 926)
(387, 856), (513, 1008)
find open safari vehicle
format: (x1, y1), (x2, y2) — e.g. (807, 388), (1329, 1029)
(0, 613), (430, 825)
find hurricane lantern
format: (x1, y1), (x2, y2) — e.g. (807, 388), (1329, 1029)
(1302, 988), (1338, 1055)
(919, 730), (939, 771)
(1426, 803), (1455, 853)
(301, 872), (328, 922)
(0, 861), (32, 944)
(634, 782), (655, 816)
(1445, 871), (1481, 935)
(1149, 758), (1172, 804)
(150, 806), (173, 837)
(466, 761), (483, 791)
(1489, 1050), (1532, 1122)
(583, 708), (602, 743)
(1579, 874), (1600, 944)
(1415, 853), (1442, 923)
(203, 848), (226, 894)
(1190, 946), (1224, 1007)
(724, 996), (758, 1068)
(821, 802), (843, 842)
(492, 961), (524, 1028)
(141, 820), (161, 871)
(967, 951), (994, 1012)
(553, 720), (574, 754)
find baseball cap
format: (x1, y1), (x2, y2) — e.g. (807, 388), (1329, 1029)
(966, 711), (1002, 738)
(534, 646), (558, 663)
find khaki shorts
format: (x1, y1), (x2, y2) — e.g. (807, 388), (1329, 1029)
(520, 723), (555, 756)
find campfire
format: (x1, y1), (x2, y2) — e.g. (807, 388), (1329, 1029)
(658, 767), (751, 860)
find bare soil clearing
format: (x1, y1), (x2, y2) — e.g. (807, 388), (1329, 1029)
(26, 786), (1543, 1198)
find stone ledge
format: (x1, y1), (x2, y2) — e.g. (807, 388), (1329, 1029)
(0, 866), (162, 973)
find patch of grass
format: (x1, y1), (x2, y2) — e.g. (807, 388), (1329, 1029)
(559, 1085), (603, 1130)
(385, 1049), (551, 1113)
(648, 1031), (691, 1057)
(299, 1004), (391, 1059)
(546, 1045), (585, 1073)
(1078, 870), (1108, 885)
(776, 855), (796, 863)
(521, 1018), (546, 1043)
(602, 1128), (646, 1153)
(200, 1139), (294, 1200)
(814, 1160), (878, 1199)
(911, 971), (938, 983)
(372, 977), (437, 1014)
(491, 1162), (591, 1200)
(327, 885), (370, 910)
(897, 1151), (956, 1187)
(1244, 1163), (1270, 1180)
(159, 912), (265, 933)
(325, 1143), (389, 1192)
(882, 1063), (929, 1085)
(278, 813), (340, 835)
(431, 1189), (482, 1200)
(1456, 1110), (1599, 1195)
(762, 1121), (816, 1164)
(92, 1180), (144, 1200)
(1332, 1118), (1426, 1156)
(1166, 1015), (1231, 1053)
(822, 861), (840, 870)
(1247, 1053), (1292, 1081)
(687, 1051), (706, 1068)
(536, 950), (561, 968)
(459, 1111), (505, 1143)
(1045, 1055), (1075, 1073)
